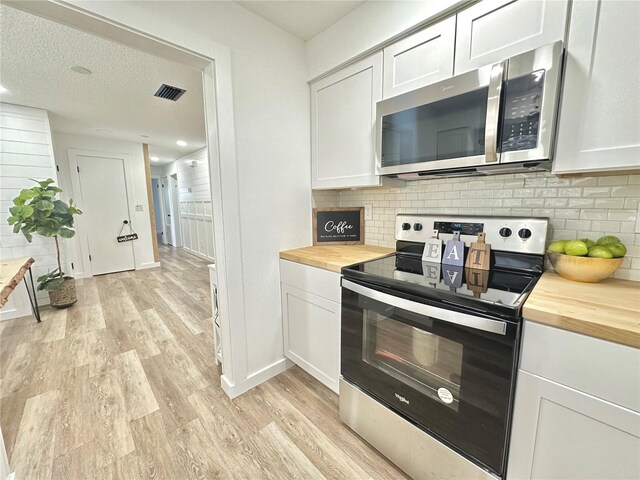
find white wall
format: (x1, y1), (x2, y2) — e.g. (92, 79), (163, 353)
(56, 0), (312, 396)
(305, 0), (468, 80)
(52, 132), (157, 276)
(0, 102), (59, 320)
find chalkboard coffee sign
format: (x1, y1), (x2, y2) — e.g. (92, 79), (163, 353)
(313, 207), (364, 245)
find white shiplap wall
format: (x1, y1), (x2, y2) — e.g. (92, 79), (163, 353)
(175, 148), (214, 261)
(0, 103), (61, 320)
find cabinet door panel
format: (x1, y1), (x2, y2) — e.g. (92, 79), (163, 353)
(554, 0), (640, 174)
(455, 0), (568, 74)
(521, 321), (640, 412)
(281, 283), (340, 393)
(508, 371), (640, 480)
(383, 16), (455, 98)
(311, 53), (383, 189)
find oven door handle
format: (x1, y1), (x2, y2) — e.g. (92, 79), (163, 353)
(342, 279), (508, 336)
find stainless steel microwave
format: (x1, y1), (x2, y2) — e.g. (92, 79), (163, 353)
(376, 41), (564, 178)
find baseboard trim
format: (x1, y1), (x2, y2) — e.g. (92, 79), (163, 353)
(182, 248), (214, 262)
(220, 357), (293, 399)
(137, 261), (161, 270)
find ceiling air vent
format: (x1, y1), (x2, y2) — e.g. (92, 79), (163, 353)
(154, 84), (186, 101)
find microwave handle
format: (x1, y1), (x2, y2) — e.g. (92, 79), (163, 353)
(484, 61), (506, 163)
(342, 279), (507, 335)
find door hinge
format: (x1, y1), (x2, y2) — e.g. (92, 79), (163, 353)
(71, 262), (74, 270)
(77, 166), (80, 173)
(89, 254), (92, 261)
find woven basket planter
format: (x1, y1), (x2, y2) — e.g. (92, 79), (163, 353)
(48, 277), (78, 308)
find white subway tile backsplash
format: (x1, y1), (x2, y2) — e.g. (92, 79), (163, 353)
(504, 199), (523, 207)
(608, 209), (637, 221)
(583, 187), (611, 197)
(313, 171), (640, 281)
(591, 220), (621, 232)
(545, 198), (569, 208)
(570, 177), (598, 187)
(557, 187), (583, 197)
(568, 198), (595, 208)
(536, 188), (558, 197)
(555, 209), (581, 219)
(611, 185), (640, 198)
(523, 198), (545, 207)
(565, 220), (592, 231)
(513, 188), (535, 198)
(580, 209), (608, 220)
(595, 198), (625, 209)
(597, 175), (629, 186)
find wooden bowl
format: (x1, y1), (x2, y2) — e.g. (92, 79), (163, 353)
(546, 251), (624, 283)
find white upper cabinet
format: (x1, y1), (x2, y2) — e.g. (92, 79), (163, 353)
(454, 0), (569, 74)
(311, 52), (388, 190)
(554, 0), (640, 174)
(382, 16), (456, 99)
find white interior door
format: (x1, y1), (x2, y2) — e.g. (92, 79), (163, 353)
(77, 155), (135, 275)
(169, 174), (181, 246)
(161, 176), (173, 245)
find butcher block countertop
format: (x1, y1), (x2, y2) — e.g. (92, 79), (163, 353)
(280, 245), (394, 273)
(524, 272), (640, 348)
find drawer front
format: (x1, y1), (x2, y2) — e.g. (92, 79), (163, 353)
(520, 321), (640, 412)
(279, 259), (341, 303)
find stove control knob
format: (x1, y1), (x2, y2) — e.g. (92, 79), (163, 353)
(499, 227), (512, 238)
(413, 223), (423, 231)
(401, 222), (411, 231)
(518, 228), (532, 239)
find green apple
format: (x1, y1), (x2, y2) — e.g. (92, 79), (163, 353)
(578, 238), (595, 249)
(564, 240), (589, 256)
(587, 246), (613, 259)
(547, 240), (567, 253)
(606, 243), (627, 258)
(596, 235), (621, 246)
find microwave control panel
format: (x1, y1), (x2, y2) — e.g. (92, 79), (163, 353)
(501, 70), (545, 153)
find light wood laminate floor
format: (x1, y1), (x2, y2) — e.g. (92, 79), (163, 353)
(0, 246), (407, 479)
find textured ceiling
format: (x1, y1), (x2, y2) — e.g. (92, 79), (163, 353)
(0, 4), (206, 164)
(236, 1), (365, 40)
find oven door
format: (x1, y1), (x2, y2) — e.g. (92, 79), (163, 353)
(341, 278), (518, 477)
(376, 61), (505, 176)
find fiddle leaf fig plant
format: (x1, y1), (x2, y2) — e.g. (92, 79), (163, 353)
(7, 178), (82, 291)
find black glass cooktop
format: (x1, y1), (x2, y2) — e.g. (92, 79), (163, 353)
(342, 253), (543, 320)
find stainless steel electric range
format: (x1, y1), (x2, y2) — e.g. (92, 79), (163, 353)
(339, 214), (549, 480)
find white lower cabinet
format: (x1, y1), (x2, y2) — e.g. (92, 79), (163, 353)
(280, 260), (340, 394)
(508, 322), (640, 479)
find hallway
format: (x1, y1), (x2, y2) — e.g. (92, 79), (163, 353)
(0, 247), (405, 479)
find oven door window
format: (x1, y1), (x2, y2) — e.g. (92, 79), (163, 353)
(363, 310), (463, 411)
